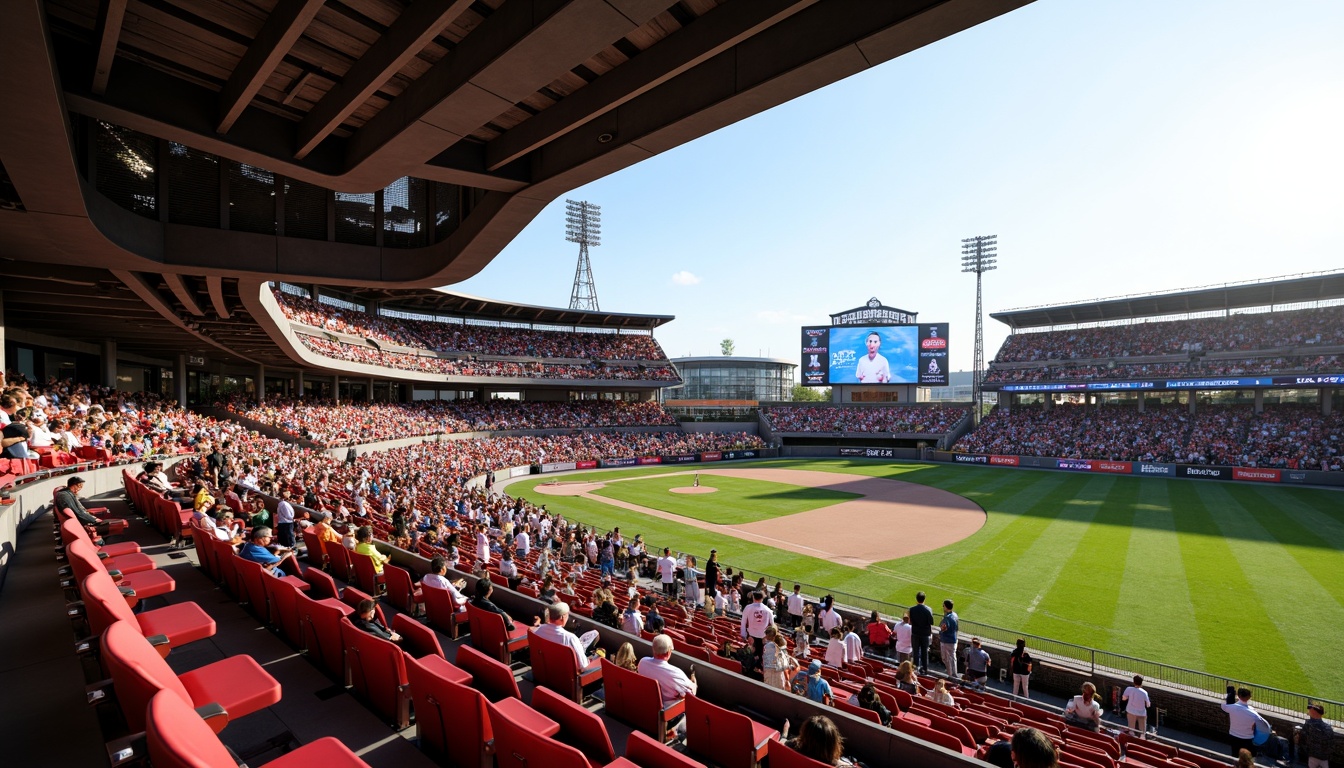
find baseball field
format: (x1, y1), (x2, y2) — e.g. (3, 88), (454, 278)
(506, 459), (1344, 701)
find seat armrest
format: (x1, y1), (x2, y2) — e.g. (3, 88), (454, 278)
(66, 600), (85, 617)
(106, 568), (123, 581)
(146, 634), (171, 658)
(118, 586), (137, 598)
(75, 635), (100, 656)
(662, 699), (686, 720)
(97, 551), (110, 560)
(87, 678), (115, 705)
(195, 703), (230, 734)
(106, 732), (146, 767)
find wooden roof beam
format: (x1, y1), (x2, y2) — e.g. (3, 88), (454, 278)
(217, 0), (326, 134)
(164, 273), (206, 317)
(207, 275), (232, 319)
(485, 0), (819, 171)
(294, 0), (476, 159)
(91, 0), (128, 95)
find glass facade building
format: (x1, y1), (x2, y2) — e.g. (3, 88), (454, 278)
(664, 357), (796, 402)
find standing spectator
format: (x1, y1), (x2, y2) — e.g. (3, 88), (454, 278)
(621, 599), (644, 635)
(740, 591), (774, 655)
(1009, 638), (1034, 698)
(657, 548), (677, 598)
(866, 611), (892, 656)
(786, 584), (805, 629)
(1064, 682), (1104, 732)
(791, 660), (833, 705)
(910, 591), (934, 675)
(703, 549), (720, 596)
(275, 488), (297, 548)
(1298, 703), (1333, 768)
(963, 637), (990, 690)
(762, 624), (796, 690)
(824, 627), (849, 668)
(938, 599), (959, 678)
(1122, 676), (1152, 738)
(683, 555), (702, 608)
(1222, 685), (1270, 758)
(893, 613), (914, 663)
(817, 596), (843, 635)
(842, 622), (863, 662)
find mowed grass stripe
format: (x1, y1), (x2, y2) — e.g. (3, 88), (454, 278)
(1202, 484), (1342, 697)
(1024, 476), (1134, 648)
(589, 475), (859, 525)
(1109, 479), (1206, 671)
(1168, 482), (1308, 692)
(1241, 487), (1344, 608)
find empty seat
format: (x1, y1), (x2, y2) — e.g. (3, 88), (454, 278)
(382, 564), (422, 615)
(533, 686), (616, 767)
(327, 544), (354, 583)
(145, 689), (371, 768)
(683, 695), (777, 768)
(454, 643), (521, 702)
(339, 616), (410, 728)
(626, 731), (707, 768)
(466, 603), (528, 665)
(60, 519), (153, 573)
(404, 659), (489, 768)
(102, 620), (281, 733)
(66, 537), (174, 608)
(769, 741), (836, 768)
(296, 591), (348, 681)
(488, 696), (590, 768)
(302, 567), (340, 600)
(599, 658), (685, 743)
(80, 570), (216, 650)
(57, 515), (138, 558)
(301, 528), (329, 570)
(529, 628), (602, 703)
(422, 583), (468, 639)
(264, 574), (306, 649)
(392, 613), (444, 660)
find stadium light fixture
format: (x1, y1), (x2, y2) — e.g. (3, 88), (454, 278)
(961, 235), (998, 422)
(566, 199), (601, 310)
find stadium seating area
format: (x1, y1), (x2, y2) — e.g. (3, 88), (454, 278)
(763, 405), (968, 435)
(275, 288), (669, 361)
(297, 334), (681, 381)
(954, 403), (1344, 469)
(225, 398), (680, 446)
(992, 305), (1344, 362)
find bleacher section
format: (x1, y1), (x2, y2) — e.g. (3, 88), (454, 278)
(763, 405), (967, 435)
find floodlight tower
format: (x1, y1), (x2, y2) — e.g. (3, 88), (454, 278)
(961, 235), (998, 422)
(565, 199), (602, 311)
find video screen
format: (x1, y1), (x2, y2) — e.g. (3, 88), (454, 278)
(801, 324), (948, 386)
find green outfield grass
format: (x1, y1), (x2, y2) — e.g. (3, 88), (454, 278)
(590, 474), (859, 524)
(510, 459), (1344, 700)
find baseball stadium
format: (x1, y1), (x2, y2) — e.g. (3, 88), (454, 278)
(0, 2), (1340, 768)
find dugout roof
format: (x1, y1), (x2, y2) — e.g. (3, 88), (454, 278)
(991, 271), (1344, 330)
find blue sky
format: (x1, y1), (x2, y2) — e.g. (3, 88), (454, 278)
(451, 0), (1344, 373)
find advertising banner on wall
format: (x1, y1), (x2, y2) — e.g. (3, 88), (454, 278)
(989, 455), (1020, 466)
(953, 453), (989, 464)
(1176, 465), (1232, 480)
(1232, 467), (1280, 483)
(700, 451), (722, 462)
(1135, 462), (1176, 476)
(576, 460), (598, 470)
(1282, 470), (1309, 484)
(1056, 459), (1094, 471)
(1093, 461), (1133, 474)
(839, 447), (896, 458)
(602, 458), (637, 468)
(509, 466), (530, 477)
(541, 462), (577, 473)
(723, 450), (759, 461)
(662, 454), (699, 463)
(636, 457), (663, 465)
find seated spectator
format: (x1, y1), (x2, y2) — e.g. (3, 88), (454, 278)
(1011, 727), (1059, 768)
(533, 602), (601, 672)
(781, 715), (858, 768)
(353, 525), (389, 574)
(851, 683), (893, 727)
(611, 642), (639, 672)
(352, 598), (401, 643)
(637, 634), (697, 711)
(925, 679), (956, 708)
(1063, 682), (1104, 731)
(238, 527), (295, 577)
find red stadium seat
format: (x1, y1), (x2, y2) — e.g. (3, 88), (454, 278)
(391, 613), (444, 660)
(528, 628), (602, 703)
(683, 695), (777, 768)
(532, 686), (617, 767)
(769, 741), (836, 768)
(59, 518), (151, 571)
(404, 658), (489, 768)
(599, 658), (685, 744)
(296, 592), (349, 682)
(58, 515), (138, 558)
(349, 550), (385, 595)
(301, 528), (329, 570)
(145, 690), (371, 768)
(302, 567), (340, 600)
(466, 603), (528, 666)
(422, 583), (468, 639)
(327, 543), (354, 583)
(382, 563), (422, 615)
(339, 616), (410, 728)
(264, 574), (306, 649)
(487, 697), (589, 768)
(833, 697), (883, 726)
(66, 537), (175, 607)
(102, 620), (280, 733)
(627, 732), (706, 768)
(80, 570), (215, 650)
(453, 644), (521, 702)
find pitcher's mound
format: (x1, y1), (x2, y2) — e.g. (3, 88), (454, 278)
(669, 486), (717, 494)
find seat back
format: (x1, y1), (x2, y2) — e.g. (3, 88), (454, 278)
(422, 583), (464, 638)
(341, 586), (386, 626)
(192, 522), (218, 581)
(488, 698), (593, 768)
(80, 569), (137, 634)
(350, 550), (380, 594)
(67, 537), (109, 583)
(339, 617), (409, 728)
(232, 556), (271, 620)
(145, 690), (239, 768)
(215, 540), (243, 598)
(627, 731), (708, 768)
(684, 694), (766, 768)
(465, 603), (510, 664)
(302, 567), (340, 600)
(834, 697), (883, 725)
(298, 592), (347, 681)
(528, 628), (585, 702)
(921, 711), (977, 749)
(453, 644), (521, 701)
(890, 713), (967, 754)
(381, 564), (412, 609)
(404, 657), (491, 768)
(301, 528), (329, 570)
(600, 658), (672, 740)
(328, 543), (354, 582)
(531, 686), (616, 764)
(392, 613), (443, 660)
(264, 575), (305, 649)
(770, 741), (836, 768)
(102, 620), (192, 732)
(706, 653), (742, 674)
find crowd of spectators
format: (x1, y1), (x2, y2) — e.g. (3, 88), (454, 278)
(224, 397), (679, 446)
(763, 405), (967, 434)
(992, 305), (1344, 363)
(297, 335), (680, 381)
(954, 403), (1344, 469)
(985, 355), (1343, 384)
(274, 288), (669, 361)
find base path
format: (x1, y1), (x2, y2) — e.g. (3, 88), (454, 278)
(531, 468), (984, 568)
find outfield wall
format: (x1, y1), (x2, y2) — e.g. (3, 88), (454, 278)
(930, 451), (1344, 487)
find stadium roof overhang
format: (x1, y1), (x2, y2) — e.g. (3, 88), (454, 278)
(991, 271), (1344, 330)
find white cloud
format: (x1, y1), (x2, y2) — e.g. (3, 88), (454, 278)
(671, 270), (701, 286)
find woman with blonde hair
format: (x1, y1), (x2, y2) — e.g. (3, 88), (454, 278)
(611, 642), (639, 672)
(762, 624), (797, 690)
(1063, 682), (1103, 731)
(894, 660), (922, 695)
(926, 679), (957, 708)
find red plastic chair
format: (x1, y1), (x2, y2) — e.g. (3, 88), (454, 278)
(349, 550), (386, 595)
(626, 732), (707, 768)
(59, 518), (150, 570)
(302, 567), (340, 600)
(58, 514), (139, 558)
(834, 697), (883, 725)
(528, 628), (602, 703)
(145, 689), (370, 768)
(264, 575), (306, 649)
(683, 695), (777, 768)
(382, 564), (422, 615)
(890, 712), (974, 755)
(65, 537), (175, 609)
(392, 613), (444, 660)
(327, 543), (354, 583)
(769, 741), (835, 768)
(599, 658), (685, 744)
(532, 686), (616, 765)
(488, 697), (591, 768)
(466, 603), (528, 666)
(422, 583), (468, 639)
(339, 616), (410, 728)
(296, 592), (349, 682)
(102, 620), (280, 733)
(80, 569), (216, 651)
(301, 528), (329, 570)
(453, 643), (521, 702)
(404, 658), (491, 768)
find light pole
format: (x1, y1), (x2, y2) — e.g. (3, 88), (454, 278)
(961, 235), (998, 422)
(566, 199), (602, 311)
